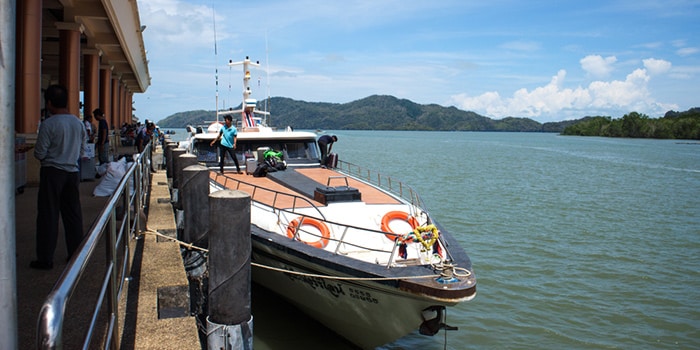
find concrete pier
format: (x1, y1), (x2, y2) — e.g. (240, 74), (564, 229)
(14, 143), (200, 349)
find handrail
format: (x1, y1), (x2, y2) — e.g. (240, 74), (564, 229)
(335, 160), (427, 210)
(36, 143), (153, 350)
(212, 172), (327, 221)
(210, 170), (440, 268)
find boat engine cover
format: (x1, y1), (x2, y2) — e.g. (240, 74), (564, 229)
(313, 186), (361, 204)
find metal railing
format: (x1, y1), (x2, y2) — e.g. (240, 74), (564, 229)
(212, 172), (327, 221)
(335, 160), (427, 210)
(210, 170), (438, 268)
(36, 144), (153, 350)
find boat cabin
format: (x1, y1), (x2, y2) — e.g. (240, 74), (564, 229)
(189, 130), (321, 169)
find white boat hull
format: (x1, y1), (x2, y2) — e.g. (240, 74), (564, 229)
(252, 238), (454, 349)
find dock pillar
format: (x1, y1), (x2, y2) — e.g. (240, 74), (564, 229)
(180, 164), (210, 245)
(164, 142), (178, 179)
(173, 153), (198, 210)
(170, 148), (186, 189)
(207, 190), (253, 350)
(181, 164), (211, 317)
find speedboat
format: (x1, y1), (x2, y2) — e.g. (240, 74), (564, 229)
(184, 56), (477, 349)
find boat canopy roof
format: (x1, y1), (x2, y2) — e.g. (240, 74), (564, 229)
(191, 129), (317, 141)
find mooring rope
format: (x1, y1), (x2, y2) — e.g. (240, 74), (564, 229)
(140, 228), (471, 281)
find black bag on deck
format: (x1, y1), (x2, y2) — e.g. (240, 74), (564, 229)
(253, 164), (268, 177)
(325, 152), (338, 168)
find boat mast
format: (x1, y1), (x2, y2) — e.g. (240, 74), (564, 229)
(265, 33), (271, 126)
(228, 56), (260, 106)
(227, 57), (262, 130)
(212, 6), (220, 122)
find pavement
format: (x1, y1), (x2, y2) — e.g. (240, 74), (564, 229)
(14, 142), (200, 349)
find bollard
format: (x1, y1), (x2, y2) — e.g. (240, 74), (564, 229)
(170, 148), (186, 188)
(181, 164), (211, 246)
(165, 142), (177, 179)
(160, 137), (173, 169)
(174, 154), (199, 210)
(181, 164), (212, 318)
(207, 190), (253, 350)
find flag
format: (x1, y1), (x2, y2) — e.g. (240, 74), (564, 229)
(243, 111), (255, 128)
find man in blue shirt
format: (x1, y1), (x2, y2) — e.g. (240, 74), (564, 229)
(32, 84), (87, 269)
(210, 115), (242, 174)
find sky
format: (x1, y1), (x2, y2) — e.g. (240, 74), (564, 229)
(133, 0), (700, 124)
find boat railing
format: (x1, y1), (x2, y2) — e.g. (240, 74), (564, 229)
(210, 172), (423, 268)
(36, 144), (153, 350)
(335, 160), (427, 209)
(211, 173), (327, 221)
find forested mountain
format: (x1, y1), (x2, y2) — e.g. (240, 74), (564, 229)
(156, 95), (573, 132)
(156, 95), (697, 138)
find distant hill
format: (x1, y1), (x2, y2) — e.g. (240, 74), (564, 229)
(155, 95), (592, 132)
(561, 108), (700, 139)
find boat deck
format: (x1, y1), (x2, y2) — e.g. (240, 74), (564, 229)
(210, 167), (401, 209)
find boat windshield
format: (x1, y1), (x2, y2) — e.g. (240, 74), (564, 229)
(192, 139), (320, 165)
(240, 140), (320, 164)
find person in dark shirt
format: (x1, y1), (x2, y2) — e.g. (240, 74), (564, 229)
(317, 134), (338, 164)
(135, 122), (155, 153)
(93, 108), (109, 164)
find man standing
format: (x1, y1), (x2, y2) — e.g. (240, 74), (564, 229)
(135, 121), (155, 153)
(31, 84), (87, 269)
(317, 134), (338, 164)
(210, 115), (242, 174)
(93, 108), (109, 164)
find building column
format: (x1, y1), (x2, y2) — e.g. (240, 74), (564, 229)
(15, 0), (42, 133)
(111, 78), (120, 128)
(83, 50), (100, 119)
(56, 22), (83, 117)
(127, 91), (134, 123)
(121, 85), (128, 125)
(99, 66), (112, 120)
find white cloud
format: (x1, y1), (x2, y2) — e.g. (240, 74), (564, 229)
(449, 61), (677, 122)
(138, 0), (222, 56)
(676, 47), (699, 56)
(580, 55), (617, 78)
(500, 41), (541, 52)
(642, 58), (672, 75)
(587, 68), (650, 109)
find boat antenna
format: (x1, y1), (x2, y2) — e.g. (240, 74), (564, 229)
(265, 31), (271, 125)
(212, 1), (220, 122)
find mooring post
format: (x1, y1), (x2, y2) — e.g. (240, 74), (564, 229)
(181, 164), (212, 318)
(207, 190), (253, 350)
(173, 153), (198, 210)
(160, 137), (174, 169)
(164, 142), (177, 179)
(180, 164), (210, 246)
(170, 148), (186, 189)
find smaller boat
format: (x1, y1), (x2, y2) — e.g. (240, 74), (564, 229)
(183, 56), (477, 349)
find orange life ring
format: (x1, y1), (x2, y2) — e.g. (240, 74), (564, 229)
(287, 217), (331, 249)
(381, 211), (419, 242)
